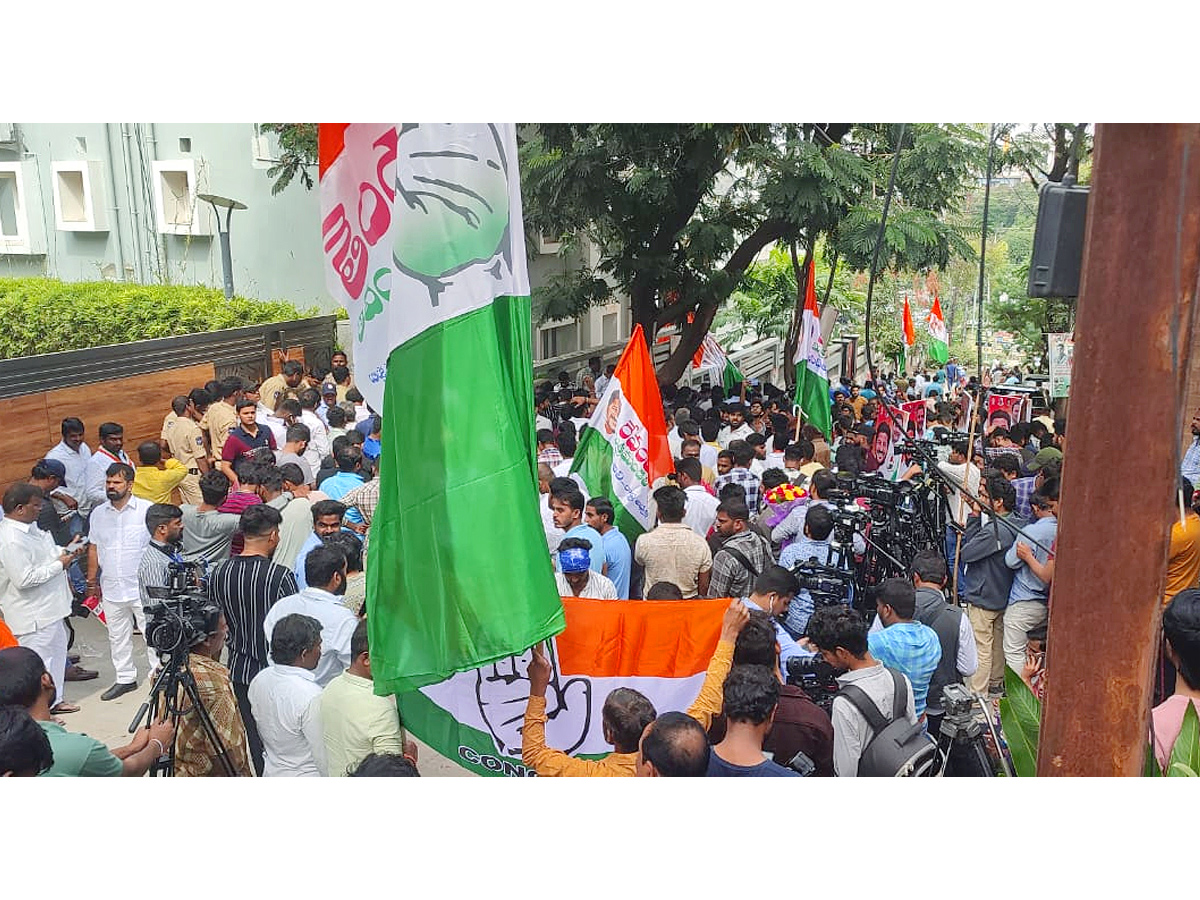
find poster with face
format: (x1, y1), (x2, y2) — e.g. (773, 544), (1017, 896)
(986, 394), (1025, 434)
(901, 400), (927, 442)
(1049, 333), (1074, 398)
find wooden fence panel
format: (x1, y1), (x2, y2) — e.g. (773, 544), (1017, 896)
(0, 363), (214, 497)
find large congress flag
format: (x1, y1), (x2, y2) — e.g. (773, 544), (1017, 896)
(793, 259), (832, 439)
(398, 597), (728, 776)
(570, 326), (672, 544)
(901, 294), (916, 373)
(319, 123), (565, 694)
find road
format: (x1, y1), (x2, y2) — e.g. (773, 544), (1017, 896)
(58, 612), (473, 777)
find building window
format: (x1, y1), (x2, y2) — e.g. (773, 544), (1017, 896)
(540, 323), (578, 360)
(0, 161), (45, 254)
(51, 161), (108, 232)
(151, 160), (207, 235)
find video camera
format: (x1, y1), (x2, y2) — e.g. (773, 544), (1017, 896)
(785, 655), (840, 714)
(144, 560), (220, 655)
(790, 559), (855, 606)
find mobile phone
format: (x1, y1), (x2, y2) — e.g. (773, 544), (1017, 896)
(785, 750), (816, 777)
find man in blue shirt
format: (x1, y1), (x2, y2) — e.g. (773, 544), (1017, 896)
(549, 489), (604, 574)
(866, 577), (942, 718)
(585, 497), (631, 597)
(1002, 483), (1058, 673)
(319, 446), (366, 526)
(778, 504), (837, 638)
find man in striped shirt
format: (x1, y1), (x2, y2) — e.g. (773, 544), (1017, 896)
(208, 504), (298, 776)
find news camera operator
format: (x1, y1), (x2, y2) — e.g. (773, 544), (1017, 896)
(705, 611), (835, 775)
(170, 607), (252, 777)
(771, 469), (866, 557)
(806, 604), (918, 777)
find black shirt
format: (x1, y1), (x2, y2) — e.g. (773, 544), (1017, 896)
(207, 554), (298, 684)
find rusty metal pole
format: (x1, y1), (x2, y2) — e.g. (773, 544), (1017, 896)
(1038, 124), (1200, 776)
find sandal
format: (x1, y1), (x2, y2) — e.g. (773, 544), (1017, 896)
(51, 702), (81, 715)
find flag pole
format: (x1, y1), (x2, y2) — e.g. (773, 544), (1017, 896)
(951, 387), (982, 599)
(793, 404), (804, 443)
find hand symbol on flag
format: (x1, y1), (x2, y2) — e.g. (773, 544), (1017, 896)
(393, 123), (514, 305)
(475, 643), (592, 757)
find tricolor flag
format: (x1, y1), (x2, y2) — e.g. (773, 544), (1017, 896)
(397, 597), (728, 776)
(794, 258), (832, 439)
(571, 325), (672, 542)
(928, 294), (949, 365)
(693, 333), (744, 392)
(319, 123), (565, 694)
(901, 294), (916, 374)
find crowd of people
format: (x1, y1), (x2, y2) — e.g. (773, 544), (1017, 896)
(0, 352), (415, 777)
(0, 347), (1195, 778)
(525, 356), (1200, 776)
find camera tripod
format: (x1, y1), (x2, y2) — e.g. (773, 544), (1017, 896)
(930, 688), (1011, 777)
(129, 642), (238, 777)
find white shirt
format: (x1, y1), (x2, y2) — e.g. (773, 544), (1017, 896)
(262, 586), (357, 687)
(668, 430), (684, 460)
(262, 413), (289, 449)
(698, 442), (719, 472)
(682, 484), (719, 538)
(88, 495), (152, 604)
(593, 374), (610, 397)
(353, 404), (370, 424)
(248, 663), (327, 776)
(936, 460), (982, 527)
(831, 664), (918, 777)
(540, 493), (566, 554)
(0, 518), (72, 634)
(83, 447), (133, 510)
(719, 423), (753, 449)
(45, 440), (92, 514)
(300, 410), (330, 474)
(554, 571), (619, 599)
(535, 414), (553, 432)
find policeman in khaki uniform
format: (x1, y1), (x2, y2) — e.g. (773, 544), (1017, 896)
(162, 396), (210, 505)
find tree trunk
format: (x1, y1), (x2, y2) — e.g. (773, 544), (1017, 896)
(654, 218), (789, 385)
(784, 241), (813, 390)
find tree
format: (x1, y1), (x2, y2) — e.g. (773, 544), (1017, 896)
(522, 124), (984, 384)
(260, 124), (318, 195)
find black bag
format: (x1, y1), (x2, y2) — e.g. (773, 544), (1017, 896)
(837, 667), (938, 777)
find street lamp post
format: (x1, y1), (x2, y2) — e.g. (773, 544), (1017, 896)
(198, 193), (247, 299)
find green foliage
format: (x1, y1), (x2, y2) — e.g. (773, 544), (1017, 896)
(261, 123), (319, 196)
(998, 664), (1041, 777)
(0, 278), (315, 359)
(520, 123), (985, 381)
(1167, 700), (1200, 776)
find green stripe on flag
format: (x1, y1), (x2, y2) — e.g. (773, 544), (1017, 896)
(367, 296), (566, 695)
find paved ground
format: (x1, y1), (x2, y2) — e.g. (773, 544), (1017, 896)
(59, 613), (472, 777)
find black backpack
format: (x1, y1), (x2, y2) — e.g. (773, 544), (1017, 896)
(837, 667), (938, 777)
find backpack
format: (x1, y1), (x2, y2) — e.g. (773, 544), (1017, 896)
(837, 667), (938, 777)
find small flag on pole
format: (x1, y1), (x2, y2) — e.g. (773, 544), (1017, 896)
(693, 333), (744, 393)
(928, 294), (949, 365)
(901, 294), (916, 374)
(793, 259), (832, 439)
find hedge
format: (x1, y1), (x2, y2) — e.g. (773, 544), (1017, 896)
(0, 278), (319, 359)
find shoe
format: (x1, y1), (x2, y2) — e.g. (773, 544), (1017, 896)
(65, 664), (99, 682)
(100, 681), (138, 701)
(51, 701), (81, 714)
(68, 653), (81, 664)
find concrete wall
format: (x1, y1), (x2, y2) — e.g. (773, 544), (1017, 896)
(0, 122), (632, 355)
(0, 123), (329, 307)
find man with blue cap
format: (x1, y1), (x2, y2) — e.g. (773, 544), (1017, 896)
(554, 538), (618, 599)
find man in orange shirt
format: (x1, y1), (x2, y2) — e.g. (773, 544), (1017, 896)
(1157, 478), (1200, 703)
(520, 601), (748, 776)
(1165, 477), (1200, 606)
